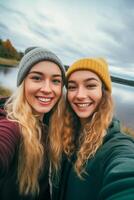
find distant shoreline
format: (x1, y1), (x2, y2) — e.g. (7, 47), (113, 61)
(0, 57), (19, 67)
(0, 59), (134, 87)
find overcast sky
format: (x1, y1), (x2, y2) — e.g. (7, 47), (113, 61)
(0, 0), (134, 79)
(0, 0), (134, 129)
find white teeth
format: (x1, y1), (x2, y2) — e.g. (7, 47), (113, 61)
(38, 97), (51, 102)
(77, 103), (90, 107)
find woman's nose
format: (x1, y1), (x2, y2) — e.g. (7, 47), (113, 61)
(40, 80), (52, 93)
(76, 87), (87, 99)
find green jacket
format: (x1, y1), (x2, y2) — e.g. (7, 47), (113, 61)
(51, 119), (134, 200)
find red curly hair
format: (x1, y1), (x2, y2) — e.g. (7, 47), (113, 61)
(62, 90), (114, 178)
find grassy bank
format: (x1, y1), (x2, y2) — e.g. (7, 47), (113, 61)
(0, 57), (19, 67)
(0, 85), (12, 96)
(122, 126), (134, 137)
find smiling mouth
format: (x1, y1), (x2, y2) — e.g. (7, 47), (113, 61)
(37, 97), (53, 103)
(75, 102), (92, 108)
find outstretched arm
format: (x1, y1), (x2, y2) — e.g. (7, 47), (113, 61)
(100, 138), (134, 200)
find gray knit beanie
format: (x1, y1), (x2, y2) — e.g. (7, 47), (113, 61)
(17, 47), (66, 86)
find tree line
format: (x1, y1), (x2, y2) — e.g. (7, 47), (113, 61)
(0, 38), (23, 60)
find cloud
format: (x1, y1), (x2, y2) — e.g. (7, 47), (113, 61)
(93, 1), (134, 72)
(28, 20), (63, 41)
(0, 22), (9, 34)
(0, 0), (134, 73)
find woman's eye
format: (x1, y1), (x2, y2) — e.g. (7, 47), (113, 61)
(31, 76), (41, 81)
(87, 84), (97, 89)
(52, 79), (61, 84)
(67, 85), (76, 90)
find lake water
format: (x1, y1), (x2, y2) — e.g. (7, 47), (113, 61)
(0, 66), (134, 130)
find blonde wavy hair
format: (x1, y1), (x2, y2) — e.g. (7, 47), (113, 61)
(62, 90), (113, 178)
(5, 82), (65, 195)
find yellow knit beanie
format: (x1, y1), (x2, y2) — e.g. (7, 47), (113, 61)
(66, 58), (112, 92)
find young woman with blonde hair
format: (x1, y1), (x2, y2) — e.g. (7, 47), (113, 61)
(0, 47), (65, 200)
(52, 58), (134, 200)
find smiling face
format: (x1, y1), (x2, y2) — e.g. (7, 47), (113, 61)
(67, 70), (102, 122)
(24, 61), (62, 118)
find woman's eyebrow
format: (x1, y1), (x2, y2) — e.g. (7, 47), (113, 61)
(84, 78), (100, 82)
(52, 74), (62, 78)
(28, 71), (62, 77)
(28, 71), (42, 75)
(68, 80), (76, 84)
(68, 78), (100, 84)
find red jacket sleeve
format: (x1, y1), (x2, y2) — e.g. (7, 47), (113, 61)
(0, 118), (20, 177)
